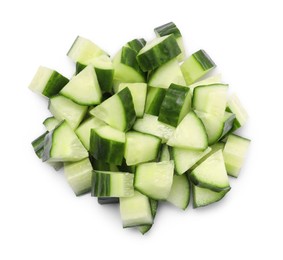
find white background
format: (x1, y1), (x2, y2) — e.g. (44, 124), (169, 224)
(1, 0), (282, 259)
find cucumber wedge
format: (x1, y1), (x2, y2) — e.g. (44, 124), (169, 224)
(144, 87), (166, 116)
(43, 117), (61, 132)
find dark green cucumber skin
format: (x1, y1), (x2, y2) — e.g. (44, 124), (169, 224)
(139, 199), (158, 234)
(42, 71), (69, 98)
(145, 87), (166, 116)
(76, 62), (114, 93)
(89, 156), (112, 171)
(154, 22), (181, 38)
(193, 50), (216, 71)
(121, 46), (145, 76)
(137, 35), (181, 72)
(158, 84), (190, 127)
(117, 87), (136, 132)
(89, 129), (125, 166)
(91, 171), (111, 197)
(97, 197), (119, 204)
(127, 38), (146, 53)
(31, 131), (49, 158)
(118, 159), (136, 173)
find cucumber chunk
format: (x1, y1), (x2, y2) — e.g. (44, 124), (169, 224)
(43, 117), (61, 132)
(145, 87), (166, 116)
(138, 199), (158, 234)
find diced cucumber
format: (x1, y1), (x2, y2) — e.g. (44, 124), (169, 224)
(159, 144), (171, 162)
(120, 190), (153, 228)
(43, 117), (61, 132)
(89, 125), (125, 165)
(133, 114), (175, 143)
(148, 58), (186, 89)
(49, 95), (88, 130)
(90, 87), (136, 132)
(188, 74), (222, 94)
(118, 83), (147, 117)
(223, 134), (250, 177)
(67, 36), (107, 63)
(28, 66), (68, 98)
(167, 111), (208, 150)
(193, 83), (228, 118)
(158, 84), (191, 127)
(75, 117), (106, 150)
(173, 147), (211, 175)
(126, 38), (146, 53)
(124, 131), (161, 166)
(121, 46), (144, 75)
(167, 174), (190, 210)
(42, 121), (88, 162)
(144, 87), (166, 116)
(138, 199), (158, 234)
(137, 35), (181, 71)
(91, 171), (134, 197)
(64, 157), (93, 196)
(154, 22), (185, 61)
(134, 161), (174, 200)
(190, 150), (230, 192)
(192, 184), (230, 208)
(181, 49), (216, 85)
(31, 131), (48, 158)
(226, 93), (248, 130)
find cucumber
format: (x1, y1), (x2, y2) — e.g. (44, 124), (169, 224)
(49, 95), (88, 130)
(117, 83), (147, 117)
(154, 22), (185, 61)
(167, 174), (190, 210)
(91, 171), (134, 197)
(148, 58), (186, 89)
(98, 197), (119, 205)
(226, 93), (248, 130)
(64, 157), (93, 196)
(188, 74), (222, 94)
(31, 131), (48, 159)
(42, 121), (88, 162)
(144, 87), (166, 116)
(89, 125), (125, 165)
(173, 147), (212, 175)
(181, 49), (216, 85)
(158, 84), (191, 127)
(167, 111), (208, 150)
(28, 66), (69, 98)
(75, 116), (106, 150)
(134, 161), (174, 200)
(119, 190), (153, 228)
(89, 87), (136, 132)
(126, 38), (146, 53)
(192, 184), (230, 208)
(223, 134), (250, 177)
(43, 117), (60, 132)
(124, 131), (161, 166)
(67, 36), (107, 63)
(60, 65), (102, 106)
(138, 199), (158, 234)
(137, 35), (181, 71)
(133, 114), (175, 143)
(159, 144), (171, 162)
(190, 150), (230, 192)
(121, 46), (144, 75)
(193, 83), (228, 117)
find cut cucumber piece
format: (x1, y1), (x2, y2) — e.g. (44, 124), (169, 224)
(159, 144), (171, 162)
(193, 83), (228, 117)
(43, 117), (61, 132)
(89, 87), (136, 132)
(167, 111), (208, 150)
(89, 125), (125, 165)
(190, 150), (230, 192)
(31, 131), (48, 159)
(192, 184), (230, 208)
(145, 87), (166, 116)
(173, 147), (211, 175)
(138, 199), (158, 234)
(181, 49), (216, 85)
(158, 84), (191, 127)
(154, 22), (185, 61)
(49, 95), (88, 130)
(64, 157), (93, 196)
(91, 171), (134, 197)
(60, 65), (102, 106)
(121, 46), (144, 75)
(137, 35), (181, 71)
(120, 190), (153, 228)
(67, 36), (107, 63)
(28, 66), (69, 98)
(226, 93), (248, 130)
(189, 74), (222, 94)
(126, 38), (146, 53)
(124, 131), (161, 166)
(148, 58), (186, 89)
(42, 121), (88, 162)
(75, 117), (106, 150)
(133, 114), (175, 143)
(223, 134), (250, 177)
(134, 161), (174, 200)
(167, 174), (190, 210)
(118, 83), (147, 117)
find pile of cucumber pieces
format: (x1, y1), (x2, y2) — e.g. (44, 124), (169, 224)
(30, 22), (250, 234)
